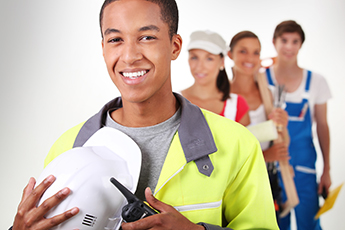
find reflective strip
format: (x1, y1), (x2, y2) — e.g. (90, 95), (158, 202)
(174, 200), (222, 212)
(288, 116), (304, 121)
(302, 92), (310, 99)
(295, 165), (316, 174)
(154, 165), (185, 196)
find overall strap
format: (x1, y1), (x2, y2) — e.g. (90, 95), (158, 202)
(301, 70), (312, 100)
(305, 70), (312, 92)
(265, 68), (275, 86)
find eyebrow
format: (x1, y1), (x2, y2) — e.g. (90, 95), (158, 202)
(103, 25), (160, 37)
(138, 25), (160, 32)
(104, 28), (120, 36)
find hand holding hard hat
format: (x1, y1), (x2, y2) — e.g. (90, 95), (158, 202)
(13, 127), (142, 230)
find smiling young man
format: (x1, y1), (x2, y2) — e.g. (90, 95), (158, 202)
(265, 20), (332, 230)
(11, 1), (279, 230)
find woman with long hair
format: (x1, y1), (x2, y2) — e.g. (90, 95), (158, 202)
(228, 30), (290, 219)
(181, 30), (250, 126)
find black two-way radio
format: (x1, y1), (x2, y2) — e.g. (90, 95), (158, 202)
(110, 177), (158, 222)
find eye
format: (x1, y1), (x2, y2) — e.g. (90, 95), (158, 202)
(141, 36), (156, 41)
(254, 51), (260, 55)
(240, 50), (247, 54)
(207, 57), (214, 61)
(108, 37), (122, 43)
(189, 55), (198, 60)
(293, 39), (299, 44)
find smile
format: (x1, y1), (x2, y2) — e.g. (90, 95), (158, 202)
(243, 62), (254, 68)
(195, 73), (207, 78)
(122, 70), (148, 79)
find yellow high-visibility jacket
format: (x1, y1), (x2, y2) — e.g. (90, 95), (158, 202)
(45, 94), (279, 230)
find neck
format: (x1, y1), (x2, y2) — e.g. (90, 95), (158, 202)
(231, 68), (257, 93)
(274, 57), (300, 75)
(189, 82), (222, 100)
(112, 91), (179, 127)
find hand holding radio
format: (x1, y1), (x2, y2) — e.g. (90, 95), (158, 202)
(111, 177), (205, 230)
(110, 177), (158, 222)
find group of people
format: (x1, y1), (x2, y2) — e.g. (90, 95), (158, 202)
(11, 0), (331, 230)
(182, 20), (331, 230)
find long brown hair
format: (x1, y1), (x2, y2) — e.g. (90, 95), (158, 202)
(229, 31), (260, 52)
(217, 54), (230, 101)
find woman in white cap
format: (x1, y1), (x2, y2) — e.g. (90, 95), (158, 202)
(181, 30), (250, 126)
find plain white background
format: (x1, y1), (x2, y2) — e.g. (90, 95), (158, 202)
(1, 0), (344, 229)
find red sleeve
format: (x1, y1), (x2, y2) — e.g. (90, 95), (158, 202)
(235, 95), (249, 122)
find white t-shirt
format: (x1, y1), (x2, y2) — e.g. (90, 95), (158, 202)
(267, 67), (332, 123)
(248, 104), (270, 151)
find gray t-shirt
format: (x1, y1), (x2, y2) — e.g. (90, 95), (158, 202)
(105, 108), (181, 200)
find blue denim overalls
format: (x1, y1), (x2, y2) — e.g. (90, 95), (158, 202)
(266, 68), (321, 230)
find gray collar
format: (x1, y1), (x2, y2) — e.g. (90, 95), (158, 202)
(73, 93), (217, 176)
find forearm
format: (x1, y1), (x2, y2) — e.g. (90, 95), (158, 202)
(317, 122), (330, 171)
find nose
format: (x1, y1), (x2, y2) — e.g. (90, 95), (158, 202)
(247, 54), (254, 62)
(121, 41), (143, 64)
(285, 41), (294, 50)
(195, 59), (205, 72)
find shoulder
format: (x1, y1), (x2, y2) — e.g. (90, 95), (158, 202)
(309, 70), (328, 86)
(307, 70), (332, 102)
(44, 122), (85, 167)
(228, 93), (248, 106)
(201, 108), (257, 145)
(235, 94), (249, 108)
(201, 108), (264, 178)
(229, 93), (250, 114)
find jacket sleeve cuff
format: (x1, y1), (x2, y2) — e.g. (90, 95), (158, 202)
(197, 222), (233, 230)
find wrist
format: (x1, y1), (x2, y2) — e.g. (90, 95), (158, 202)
(323, 164), (330, 173)
(196, 222), (207, 230)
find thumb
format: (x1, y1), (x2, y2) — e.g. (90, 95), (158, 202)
(144, 187), (171, 213)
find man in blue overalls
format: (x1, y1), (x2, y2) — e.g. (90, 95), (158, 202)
(265, 20), (332, 230)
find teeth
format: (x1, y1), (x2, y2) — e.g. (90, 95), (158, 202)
(244, 63), (254, 68)
(123, 70), (147, 79)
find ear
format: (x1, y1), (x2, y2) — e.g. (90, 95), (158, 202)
(102, 39), (105, 57)
(171, 34), (182, 60)
(227, 50), (233, 60)
(221, 56), (225, 68)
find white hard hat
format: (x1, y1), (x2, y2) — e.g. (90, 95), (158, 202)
(36, 127), (142, 230)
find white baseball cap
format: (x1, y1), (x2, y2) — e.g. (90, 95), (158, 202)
(187, 30), (228, 56)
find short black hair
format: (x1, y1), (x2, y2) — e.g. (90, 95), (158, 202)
(99, 0), (179, 40)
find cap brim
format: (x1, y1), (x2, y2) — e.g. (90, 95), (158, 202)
(187, 40), (224, 55)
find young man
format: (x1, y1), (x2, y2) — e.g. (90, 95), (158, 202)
(12, 1), (279, 229)
(266, 20), (332, 229)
